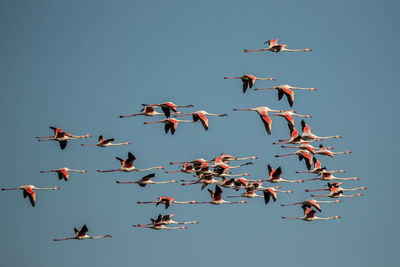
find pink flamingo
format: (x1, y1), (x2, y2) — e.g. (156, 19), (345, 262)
(174, 110), (228, 131)
(212, 161), (253, 175)
(257, 186), (293, 205)
(227, 188), (266, 199)
(214, 153), (257, 163)
(97, 152), (163, 173)
(261, 165), (303, 183)
(281, 142), (332, 155)
(190, 185), (247, 205)
(151, 214), (198, 225)
(133, 223), (187, 230)
(296, 157), (345, 175)
(224, 74), (275, 93)
(40, 167), (87, 181)
(141, 102), (193, 118)
(233, 106), (282, 134)
(271, 110), (312, 128)
(272, 123), (307, 145)
(165, 164), (196, 174)
(244, 39), (312, 53)
(255, 84), (316, 107)
(301, 120), (342, 140)
(37, 127), (91, 150)
(306, 182), (367, 193)
(120, 105), (183, 118)
(116, 173), (177, 187)
(315, 144), (351, 157)
(81, 135), (130, 147)
(54, 225), (111, 241)
(181, 175), (220, 190)
(2, 185), (60, 207)
(275, 149), (313, 170)
(169, 158), (210, 168)
(310, 188), (363, 199)
(144, 118), (193, 135)
(281, 198), (341, 212)
(137, 196), (196, 209)
(282, 205), (340, 222)
(302, 172), (359, 182)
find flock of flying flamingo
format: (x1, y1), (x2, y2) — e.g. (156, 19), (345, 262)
(2, 38), (366, 240)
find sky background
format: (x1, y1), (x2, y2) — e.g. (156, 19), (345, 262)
(0, 0), (399, 266)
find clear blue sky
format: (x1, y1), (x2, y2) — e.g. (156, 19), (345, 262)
(0, 0), (398, 266)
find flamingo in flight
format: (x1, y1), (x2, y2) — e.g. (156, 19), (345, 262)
(40, 167), (87, 181)
(97, 152), (163, 173)
(233, 106), (282, 134)
(212, 161), (253, 175)
(261, 165), (304, 183)
(272, 123), (308, 145)
(281, 198), (341, 212)
(174, 110), (228, 131)
(244, 39), (312, 53)
(224, 74), (275, 93)
(181, 175), (220, 190)
(169, 158), (210, 168)
(271, 110), (312, 128)
(227, 187), (267, 199)
(214, 153), (257, 163)
(296, 157), (345, 175)
(137, 196), (196, 209)
(141, 102), (193, 118)
(116, 173), (177, 187)
(150, 214), (198, 225)
(144, 118), (193, 135)
(258, 186), (293, 205)
(282, 205), (340, 222)
(81, 135), (130, 147)
(301, 172), (359, 182)
(165, 164), (196, 174)
(190, 185), (247, 205)
(315, 144), (351, 157)
(2, 185), (60, 207)
(133, 223), (187, 230)
(54, 225), (112, 241)
(306, 182), (367, 194)
(308, 184), (364, 199)
(301, 120), (342, 140)
(120, 105), (183, 118)
(275, 149), (314, 170)
(281, 142), (334, 155)
(37, 127), (91, 150)
(255, 84), (316, 107)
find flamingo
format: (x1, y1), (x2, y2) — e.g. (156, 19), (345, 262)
(137, 196), (196, 209)
(174, 110), (228, 131)
(224, 75), (275, 93)
(144, 118), (193, 135)
(227, 188), (266, 199)
(296, 157), (345, 174)
(315, 144), (351, 157)
(281, 198), (341, 212)
(116, 173), (177, 187)
(282, 205), (340, 222)
(81, 135), (130, 147)
(275, 149), (313, 170)
(37, 127), (91, 150)
(141, 102), (193, 118)
(233, 106), (282, 134)
(97, 152), (163, 173)
(2, 185), (60, 207)
(310, 187), (364, 199)
(254, 84), (316, 107)
(306, 182), (367, 193)
(54, 225), (111, 241)
(214, 153), (257, 163)
(301, 172), (359, 182)
(169, 158), (210, 168)
(261, 165), (304, 183)
(272, 123), (308, 145)
(271, 110), (312, 128)
(212, 161), (253, 175)
(165, 164), (195, 174)
(244, 39), (312, 53)
(280, 142), (331, 155)
(301, 120), (342, 140)
(133, 223), (187, 230)
(257, 186), (293, 205)
(40, 167), (87, 181)
(190, 185), (247, 205)
(151, 214), (198, 225)
(120, 105), (183, 118)
(181, 174), (220, 190)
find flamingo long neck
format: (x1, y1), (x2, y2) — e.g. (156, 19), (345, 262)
(89, 235), (109, 239)
(255, 77), (274, 81)
(151, 180), (176, 184)
(135, 166), (162, 172)
(317, 200), (340, 203)
(282, 48), (310, 52)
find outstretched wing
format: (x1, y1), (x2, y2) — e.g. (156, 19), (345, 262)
(59, 140), (68, 150)
(142, 173), (156, 181)
(259, 112), (272, 135)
